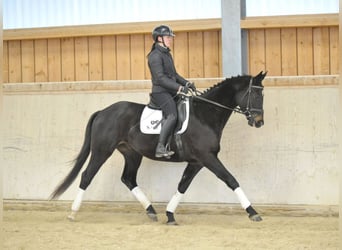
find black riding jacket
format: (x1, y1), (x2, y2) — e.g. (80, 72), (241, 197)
(148, 43), (188, 94)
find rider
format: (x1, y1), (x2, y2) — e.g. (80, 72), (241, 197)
(148, 25), (196, 158)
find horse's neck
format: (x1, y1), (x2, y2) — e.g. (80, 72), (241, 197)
(197, 86), (236, 131)
(204, 85), (236, 109)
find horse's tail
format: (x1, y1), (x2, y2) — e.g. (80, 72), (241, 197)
(50, 111), (99, 200)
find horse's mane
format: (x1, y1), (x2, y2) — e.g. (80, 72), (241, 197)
(200, 75), (250, 96)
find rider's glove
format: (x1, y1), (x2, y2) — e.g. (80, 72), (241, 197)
(186, 82), (196, 91)
(178, 85), (189, 94)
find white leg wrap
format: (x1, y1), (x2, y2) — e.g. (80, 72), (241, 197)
(71, 188), (85, 211)
(131, 186), (151, 209)
(166, 191), (184, 213)
(234, 187), (251, 209)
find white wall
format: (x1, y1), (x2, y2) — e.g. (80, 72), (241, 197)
(4, 0), (338, 29)
(3, 0), (221, 29)
(246, 0), (339, 16)
(3, 82), (338, 205)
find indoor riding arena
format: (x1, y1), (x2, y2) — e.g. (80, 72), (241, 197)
(3, 1), (339, 249)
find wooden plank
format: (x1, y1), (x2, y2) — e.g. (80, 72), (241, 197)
(169, 34), (175, 51)
(218, 30), (222, 77)
(313, 27), (330, 75)
(281, 28), (297, 75)
(265, 29), (281, 76)
(74, 37), (89, 81)
(47, 38), (61, 82)
(3, 41), (9, 83)
(34, 39), (48, 82)
(173, 32), (189, 78)
(61, 38), (75, 81)
(116, 35), (131, 80)
(4, 19), (221, 41)
(130, 34), (145, 80)
(248, 29), (265, 75)
(89, 36), (103, 80)
(188, 31), (204, 78)
(102, 35), (117, 80)
(329, 26), (339, 74)
(297, 28), (313, 75)
(8, 40), (22, 83)
(203, 31), (219, 78)
(21, 40), (35, 82)
(262, 75), (338, 87)
(144, 34), (152, 80)
(241, 14), (338, 29)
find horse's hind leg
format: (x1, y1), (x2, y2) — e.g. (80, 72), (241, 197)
(166, 163), (203, 225)
(68, 150), (112, 221)
(118, 144), (158, 221)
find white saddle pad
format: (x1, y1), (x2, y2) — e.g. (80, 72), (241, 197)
(140, 99), (189, 134)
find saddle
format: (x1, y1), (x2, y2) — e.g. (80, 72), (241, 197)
(140, 95), (190, 135)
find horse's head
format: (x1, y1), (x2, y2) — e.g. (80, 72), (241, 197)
(235, 71), (266, 128)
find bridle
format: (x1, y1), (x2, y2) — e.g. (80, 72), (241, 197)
(191, 77), (264, 119)
(240, 77), (264, 119)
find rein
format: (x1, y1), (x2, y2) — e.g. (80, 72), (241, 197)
(191, 77), (260, 116)
(192, 94), (246, 114)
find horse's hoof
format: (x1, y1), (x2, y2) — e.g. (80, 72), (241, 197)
(249, 214), (262, 222)
(147, 213), (158, 222)
(165, 211), (178, 225)
(67, 214), (75, 221)
(67, 211), (77, 221)
(166, 220), (178, 226)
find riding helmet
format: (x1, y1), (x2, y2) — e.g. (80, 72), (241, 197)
(152, 25), (175, 42)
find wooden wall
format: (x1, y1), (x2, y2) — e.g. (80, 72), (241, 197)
(3, 31), (222, 83)
(3, 19), (221, 83)
(242, 14), (339, 76)
(3, 14), (339, 83)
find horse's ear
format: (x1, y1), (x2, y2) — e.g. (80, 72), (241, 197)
(255, 71), (267, 81)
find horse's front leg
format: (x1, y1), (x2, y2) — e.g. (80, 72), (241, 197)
(203, 154), (262, 222)
(166, 163), (203, 225)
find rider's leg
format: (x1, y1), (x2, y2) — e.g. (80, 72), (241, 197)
(151, 92), (178, 158)
(155, 114), (177, 157)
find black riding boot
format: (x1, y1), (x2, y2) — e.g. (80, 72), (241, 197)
(155, 114), (176, 158)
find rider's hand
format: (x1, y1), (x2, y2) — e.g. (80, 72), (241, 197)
(186, 82), (196, 92)
(178, 85), (189, 94)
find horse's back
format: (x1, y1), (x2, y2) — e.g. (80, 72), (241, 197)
(101, 100), (144, 120)
(90, 101), (145, 139)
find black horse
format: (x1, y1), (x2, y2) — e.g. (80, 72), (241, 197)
(51, 71), (266, 224)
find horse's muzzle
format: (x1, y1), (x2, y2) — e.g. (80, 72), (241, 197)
(248, 113), (264, 128)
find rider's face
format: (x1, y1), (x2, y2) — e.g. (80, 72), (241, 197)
(158, 36), (173, 48)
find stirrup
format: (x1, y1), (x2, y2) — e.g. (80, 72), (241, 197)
(155, 149), (174, 158)
(155, 143), (174, 158)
